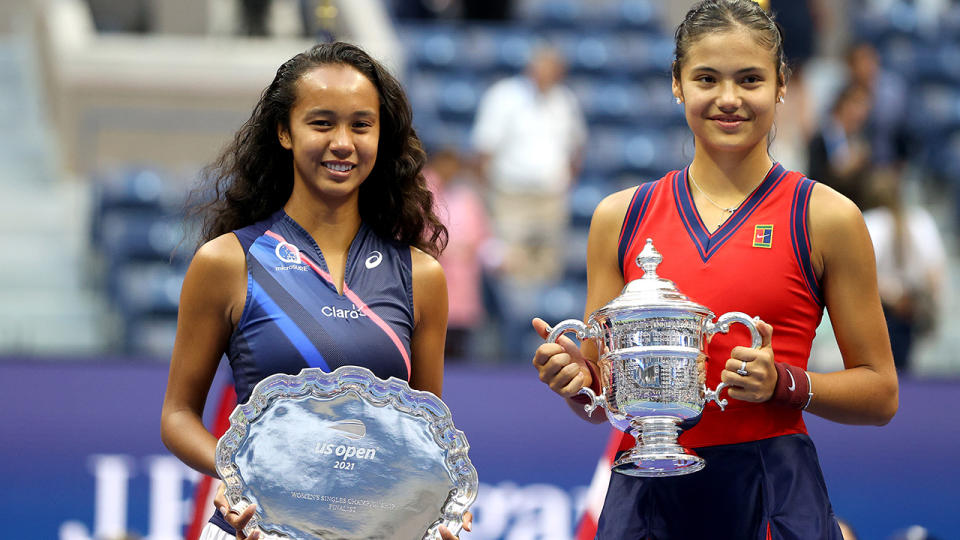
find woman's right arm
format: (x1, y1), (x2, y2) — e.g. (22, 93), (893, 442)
(160, 233), (246, 478)
(531, 187), (633, 423)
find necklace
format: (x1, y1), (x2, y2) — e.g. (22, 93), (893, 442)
(689, 174), (745, 215)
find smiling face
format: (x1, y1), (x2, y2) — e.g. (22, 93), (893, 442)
(672, 26), (783, 156)
(278, 64), (380, 204)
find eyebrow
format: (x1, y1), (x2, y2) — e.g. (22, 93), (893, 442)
(304, 108), (378, 117)
(690, 66), (766, 75)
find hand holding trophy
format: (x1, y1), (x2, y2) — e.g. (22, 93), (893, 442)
(543, 239), (762, 477)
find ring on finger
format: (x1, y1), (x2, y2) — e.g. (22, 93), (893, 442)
(736, 360), (748, 376)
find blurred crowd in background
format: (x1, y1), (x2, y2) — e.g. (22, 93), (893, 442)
(1, 0), (959, 378)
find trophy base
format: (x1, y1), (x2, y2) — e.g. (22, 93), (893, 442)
(612, 448), (705, 477)
(612, 416), (705, 477)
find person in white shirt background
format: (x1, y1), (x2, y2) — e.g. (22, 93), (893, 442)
(471, 45), (587, 287)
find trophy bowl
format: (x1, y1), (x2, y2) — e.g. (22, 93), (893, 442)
(547, 239), (760, 477)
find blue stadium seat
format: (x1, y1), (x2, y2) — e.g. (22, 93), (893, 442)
(124, 315), (179, 357)
(572, 34), (616, 74)
(405, 71), (441, 115)
(618, 0), (660, 31)
(561, 225), (590, 282)
(494, 30), (535, 72)
(910, 83), (960, 136)
(619, 126), (690, 177)
(112, 262), (185, 317)
(91, 166), (182, 249)
(933, 45), (960, 84)
(435, 75), (481, 121)
(569, 183), (608, 228)
(942, 132), (960, 179)
(523, 0), (584, 29)
(98, 209), (190, 263)
(622, 130), (657, 172)
(589, 80), (646, 124)
(581, 126), (628, 176)
(535, 280), (588, 325)
(403, 24), (463, 72)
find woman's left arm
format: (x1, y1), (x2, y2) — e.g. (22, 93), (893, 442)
(806, 183), (899, 425)
(408, 248), (449, 398)
(408, 248), (473, 540)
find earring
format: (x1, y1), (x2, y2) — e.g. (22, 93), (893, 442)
(777, 96), (785, 104)
(675, 97), (682, 105)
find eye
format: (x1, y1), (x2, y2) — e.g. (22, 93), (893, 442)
(694, 74), (715, 84)
(309, 119), (333, 128)
(352, 121), (373, 129)
(741, 74), (762, 85)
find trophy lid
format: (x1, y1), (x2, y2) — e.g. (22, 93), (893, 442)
(597, 238), (710, 316)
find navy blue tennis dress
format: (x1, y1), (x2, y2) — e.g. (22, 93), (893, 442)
(209, 209), (415, 533)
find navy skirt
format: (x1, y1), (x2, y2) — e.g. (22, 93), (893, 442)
(595, 433), (843, 540)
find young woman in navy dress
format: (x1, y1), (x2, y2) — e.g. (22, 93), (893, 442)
(161, 42), (469, 540)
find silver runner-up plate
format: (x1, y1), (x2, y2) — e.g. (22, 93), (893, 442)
(215, 366), (478, 540)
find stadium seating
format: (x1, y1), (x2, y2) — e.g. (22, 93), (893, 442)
(88, 1), (960, 362)
(90, 165), (193, 356)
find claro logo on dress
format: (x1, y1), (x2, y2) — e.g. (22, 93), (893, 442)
(322, 304), (368, 319)
(274, 241), (308, 271)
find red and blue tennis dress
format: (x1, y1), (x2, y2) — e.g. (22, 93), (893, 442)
(597, 164), (843, 539)
(208, 209), (415, 534)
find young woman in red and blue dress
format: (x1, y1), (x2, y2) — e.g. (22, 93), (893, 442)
(532, 1), (898, 538)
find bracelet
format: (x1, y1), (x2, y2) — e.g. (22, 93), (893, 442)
(771, 362), (813, 410)
(802, 369), (814, 410)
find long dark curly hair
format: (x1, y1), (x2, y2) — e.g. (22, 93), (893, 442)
(193, 42), (447, 257)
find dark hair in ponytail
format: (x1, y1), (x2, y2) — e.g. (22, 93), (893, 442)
(672, 0), (790, 86)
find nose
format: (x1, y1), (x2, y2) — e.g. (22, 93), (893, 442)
(329, 126), (354, 158)
(716, 81), (741, 111)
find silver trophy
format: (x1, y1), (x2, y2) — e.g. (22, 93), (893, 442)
(215, 365), (478, 539)
(547, 239), (761, 477)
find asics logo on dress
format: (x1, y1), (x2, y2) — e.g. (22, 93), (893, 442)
(365, 251), (383, 269)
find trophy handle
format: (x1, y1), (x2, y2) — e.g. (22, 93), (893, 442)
(545, 319), (599, 344)
(546, 320), (604, 415)
(704, 382), (729, 411)
(704, 312), (762, 349)
(575, 386), (606, 416)
(703, 313), (761, 412)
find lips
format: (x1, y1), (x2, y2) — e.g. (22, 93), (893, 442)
(709, 115), (749, 130)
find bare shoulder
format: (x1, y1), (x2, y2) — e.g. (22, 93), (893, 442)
(591, 186), (638, 232)
(409, 247), (446, 288)
(808, 183), (867, 244)
(183, 233), (247, 323)
(808, 182), (871, 274)
(190, 233), (245, 277)
(409, 246), (447, 326)
(809, 183), (864, 231)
